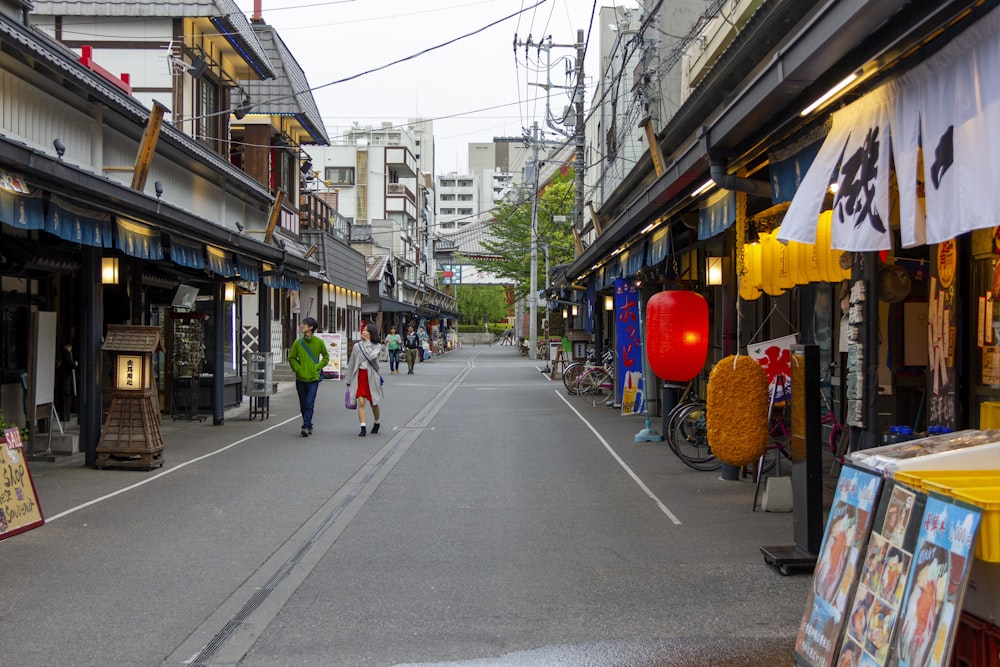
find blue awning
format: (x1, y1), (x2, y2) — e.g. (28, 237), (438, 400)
(116, 217), (164, 260)
(46, 197), (113, 247)
(205, 245), (235, 277)
(769, 140), (822, 205)
(235, 257), (260, 283)
(647, 227), (670, 266)
(262, 272), (301, 290)
(0, 188), (45, 231)
(169, 237), (204, 270)
(625, 242), (645, 276)
(698, 190), (737, 241)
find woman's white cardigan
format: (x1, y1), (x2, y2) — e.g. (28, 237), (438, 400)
(346, 341), (384, 405)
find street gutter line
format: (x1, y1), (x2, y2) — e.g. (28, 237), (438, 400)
(45, 416), (301, 522)
(164, 363), (476, 666)
(555, 390), (682, 525)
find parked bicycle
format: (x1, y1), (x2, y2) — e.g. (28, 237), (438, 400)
(563, 349), (611, 395)
(570, 350), (616, 407)
(664, 377), (720, 471)
(821, 363), (850, 475)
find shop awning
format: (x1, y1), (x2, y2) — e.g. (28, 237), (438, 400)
(0, 184), (44, 232)
(698, 190), (736, 241)
(168, 237), (205, 270)
(778, 7), (1000, 250)
(46, 195), (113, 247)
(647, 226), (671, 266)
(362, 296), (419, 314)
(116, 216), (164, 260)
(235, 257), (260, 283)
(262, 272), (301, 290)
(205, 245), (235, 277)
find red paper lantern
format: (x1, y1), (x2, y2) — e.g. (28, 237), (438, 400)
(645, 290), (709, 382)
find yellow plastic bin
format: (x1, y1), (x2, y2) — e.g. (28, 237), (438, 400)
(923, 474), (1000, 497)
(948, 486), (1000, 563)
(892, 469), (1000, 493)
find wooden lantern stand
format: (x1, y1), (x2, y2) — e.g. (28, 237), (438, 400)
(96, 325), (165, 470)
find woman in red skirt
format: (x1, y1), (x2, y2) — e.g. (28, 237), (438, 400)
(346, 325), (385, 436)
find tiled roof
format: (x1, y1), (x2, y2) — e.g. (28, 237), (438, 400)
(31, 0), (275, 78)
(244, 23), (328, 144)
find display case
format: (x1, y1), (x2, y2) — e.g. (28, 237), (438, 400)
(170, 311), (206, 421)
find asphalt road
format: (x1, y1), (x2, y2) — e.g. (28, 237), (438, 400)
(2, 343), (812, 666)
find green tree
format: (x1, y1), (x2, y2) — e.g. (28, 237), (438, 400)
(456, 284), (508, 325)
(465, 171), (576, 300)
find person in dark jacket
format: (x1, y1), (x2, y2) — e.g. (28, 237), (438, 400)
(403, 325), (420, 374)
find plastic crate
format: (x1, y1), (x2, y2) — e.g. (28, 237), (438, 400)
(985, 622), (1000, 667)
(949, 487), (1000, 563)
(924, 475), (1000, 497)
(893, 469), (1000, 493)
(952, 612), (988, 667)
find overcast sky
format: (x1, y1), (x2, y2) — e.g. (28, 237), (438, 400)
(236, 0), (632, 175)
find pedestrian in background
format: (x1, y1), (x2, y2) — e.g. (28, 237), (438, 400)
(346, 326), (384, 437)
(288, 317), (328, 437)
(57, 341), (77, 421)
(403, 325), (420, 374)
(418, 327), (429, 362)
(501, 327), (513, 346)
(385, 325), (402, 374)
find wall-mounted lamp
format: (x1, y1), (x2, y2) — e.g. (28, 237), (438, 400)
(604, 295), (614, 311)
(562, 307), (568, 320)
(53, 138), (66, 159)
(101, 256), (119, 285)
(571, 304), (579, 317)
(154, 181), (164, 199)
(224, 282), (236, 302)
(706, 256), (724, 286)
(303, 244), (318, 260)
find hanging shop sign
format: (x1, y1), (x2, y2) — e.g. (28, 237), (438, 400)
(779, 8), (1000, 251)
(614, 278), (643, 415)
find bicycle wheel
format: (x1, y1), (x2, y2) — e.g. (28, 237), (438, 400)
(669, 402), (721, 471)
(563, 362), (585, 394)
(577, 369), (613, 407)
(665, 399), (697, 443)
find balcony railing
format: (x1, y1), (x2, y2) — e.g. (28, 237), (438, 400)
(299, 190), (349, 242)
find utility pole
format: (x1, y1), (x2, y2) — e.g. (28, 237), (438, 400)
(573, 29), (586, 242)
(528, 121), (541, 360)
(514, 30), (585, 357)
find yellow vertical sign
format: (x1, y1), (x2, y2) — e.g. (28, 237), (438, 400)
(1, 427), (44, 540)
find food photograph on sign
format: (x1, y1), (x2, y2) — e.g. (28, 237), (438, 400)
(892, 495), (981, 667)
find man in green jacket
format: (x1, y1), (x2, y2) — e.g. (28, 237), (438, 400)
(288, 317), (328, 437)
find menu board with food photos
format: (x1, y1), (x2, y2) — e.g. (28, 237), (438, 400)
(890, 494), (981, 667)
(795, 465), (884, 667)
(1, 427), (44, 540)
(835, 481), (925, 666)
